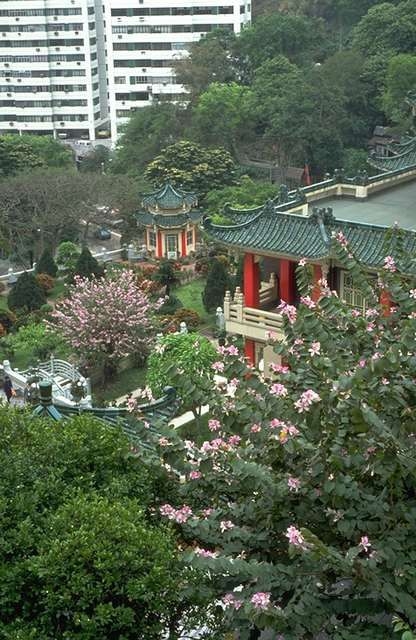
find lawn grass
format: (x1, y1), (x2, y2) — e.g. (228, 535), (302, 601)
(175, 278), (214, 326)
(48, 279), (66, 301)
(93, 365), (148, 404)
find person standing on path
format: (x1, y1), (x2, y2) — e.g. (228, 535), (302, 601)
(3, 375), (13, 403)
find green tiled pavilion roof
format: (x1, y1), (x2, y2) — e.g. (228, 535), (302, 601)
(368, 136), (416, 172)
(136, 209), (202, 229)
(204, 205), (416, 271)
(141, 183), (198, 211)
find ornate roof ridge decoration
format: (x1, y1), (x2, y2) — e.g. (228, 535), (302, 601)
(141, 182), (198, 212)
(203, 200), (416, 271)
(32, 381), (180, 449)
(368, 134), (416, 173)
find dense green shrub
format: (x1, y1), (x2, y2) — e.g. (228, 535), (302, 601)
(202, 258), (229, 312)
(173, 307), (201, 328)
(35, 272), (55, 293)
(0, 410), (196, 639)
(8, 271), (46, 312)
(35, 248), (58, 277)
(74, 245), (104, 280)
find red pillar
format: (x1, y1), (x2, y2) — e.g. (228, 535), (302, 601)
(157, 230), (163, 258)
(311, 265), (323, 302)
(245, 339), (256, 364)
(243, 253), (260, 308)
(380, 289), (391, 316)
(181, 229), (187, 257)
(279, 259), (296, 304)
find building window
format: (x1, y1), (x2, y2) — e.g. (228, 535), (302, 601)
(186, 230), (193, 246)
(148, 230), (156, 248)
(340, 271), (374, 313)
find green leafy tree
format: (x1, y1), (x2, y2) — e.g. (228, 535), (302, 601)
(352, 0), (416, 58)
(143, 243), (416, 639)
(202, 258), (230, 312)
(0, 134), (72, 177)
(152, 259), (179, 296)
(382, 53), (416, 126)
(0, 321), (68, 362)
(205, 176), (278, 218)
(0, 410), (200, 639)
(174, 29), (238, 102)
(74, 246), (104, 280)
(193, 82), (255, 151)
(144, 141), (236, 196)
(8, 271), (46, 312)
(78, 144), (111, 173)
(56, 241), (81, 282)
(35, 247), (58, 278)
(112, 103), (189, 175)
(147, 332), (217, 417)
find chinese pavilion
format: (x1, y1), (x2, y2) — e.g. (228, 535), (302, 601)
(136, 183), (203, 259)
(204, 195), (416, 367)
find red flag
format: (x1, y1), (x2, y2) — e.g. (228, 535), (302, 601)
(303, 163), (311, 186)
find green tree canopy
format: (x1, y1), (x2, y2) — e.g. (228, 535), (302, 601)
(112, 103), (189, 175)
(193, 82), (254, 151)
(78, 144), (111, 173)
(382, 53), (416, 126)
(144, 141), (236, 196)
(205, 176), (278, 218)
(352, 0), (416, 58)
(0, 410), (198, 638)
(0, 134), (72, 177)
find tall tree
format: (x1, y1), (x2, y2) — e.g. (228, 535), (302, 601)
(74, 246), (104, 280)
(382, 53), (416, 127)
(0, 134), (72, 177)
(202, 259), (229, 312)
(144, 141), (236, 196)
(35, 247), (58, 278)
(112, 103), (189, 175)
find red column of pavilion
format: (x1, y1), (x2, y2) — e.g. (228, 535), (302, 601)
(181, 230), (187, 258)
(279, 259), (296, 304)
(243, 253), (260, 364)
(311, 265), (323, 302)
(157, 231), (163, 258)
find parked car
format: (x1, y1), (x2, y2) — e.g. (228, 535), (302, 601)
(94, 227), (112, 240)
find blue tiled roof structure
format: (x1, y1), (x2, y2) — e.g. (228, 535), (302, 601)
(137, 182), (202, 229)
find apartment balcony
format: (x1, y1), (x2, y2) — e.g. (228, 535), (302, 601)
(223, 274), (285, 344)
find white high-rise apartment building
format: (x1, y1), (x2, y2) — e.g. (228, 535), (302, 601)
(0, 0), (251, 141)
(0, 0), (108, 140)
(104, 0), (251, 138)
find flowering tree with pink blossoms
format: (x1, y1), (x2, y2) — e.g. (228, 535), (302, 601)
(134, 236), (416, 640)
(50, 270), (162, 381)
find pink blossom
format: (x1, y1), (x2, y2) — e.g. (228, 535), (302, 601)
(383, 255), (396, 272)
(189, 470), (202, 480)
(158, 437), (171, 447)
(351, 309), (361, 318)
(335, 231), (348, 247)
(220, 520), (235, 532)
(202, 508), (214, 518)
(278, 301), (297, 324)
(300, 295), (316, 309)
(366, 322), (375, 332)
(251, 592), (271, 609)
(228, 434), (241, 446)
(222, 593), (243, 610)
(265, 330), (279, 341)
(208, 419), (221, 432)
(269, 363), (289, 374)
(410, 289), (416, 299)
(308, 341), (321, 356)
(365, 308), (378, 319)
(285, 525), (306, 547)
(287, 476), (301, 492)
(294, 389), (321, 413)
(359, 536), (371, 553)
(270, 382), (288, 397)
(381, 377), (389, 385)
(358, 359), (366, 368)
(251, 423), (262, 433)
(174, 505), (193, 523)
(299, 258), (307, 266)
(159, 504), (176, 519)
(212, 361), (225, 372)
(195, 547), (218, 558)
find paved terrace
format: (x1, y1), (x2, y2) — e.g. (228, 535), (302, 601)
(315, 180), (416, 230)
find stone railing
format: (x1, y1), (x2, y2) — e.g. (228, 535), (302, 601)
(223, 286), (284, 343)
(0, 246), (133, 284)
